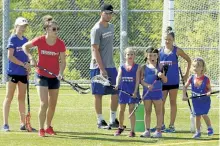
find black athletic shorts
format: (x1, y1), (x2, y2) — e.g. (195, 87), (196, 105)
(162, 84), (179, 91)
(7, 74), (28, 84)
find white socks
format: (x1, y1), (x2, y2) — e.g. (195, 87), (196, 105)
(97, 114), (104, 124)
(110, 111), (117, 123)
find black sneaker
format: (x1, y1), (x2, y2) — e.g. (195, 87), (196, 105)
(20, 125), (37, 132)
(109, 118), (119, 128)
(97, 120), (108, 129)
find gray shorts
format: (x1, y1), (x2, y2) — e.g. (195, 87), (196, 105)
(35, 74), (60, 89)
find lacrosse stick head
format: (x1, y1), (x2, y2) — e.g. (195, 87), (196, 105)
(91, 75), (111, 86)
(160, 61), (171, 76)
(25, 113), (32, 132)
(76, 87), (91, 94)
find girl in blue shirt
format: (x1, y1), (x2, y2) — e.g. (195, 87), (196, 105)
(183, 57), (213, 138)
(2, 17), (34, 132)
(140, 46), (167, 138)
(114, 47), (141, 137)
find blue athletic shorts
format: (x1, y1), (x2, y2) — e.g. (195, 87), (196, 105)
(35, 73), (60, 89)
(143, 89), (163, 100)
(90, 68), (118, 95)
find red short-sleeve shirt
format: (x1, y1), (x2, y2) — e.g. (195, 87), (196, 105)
(32, 36), (66, 78)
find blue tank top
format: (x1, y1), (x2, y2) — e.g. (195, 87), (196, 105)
(120, 64), (139, 94)
(159, 46), (179, 85)
(6, 34), (29, 75)
(190, 75), (210, 102)
(143, 65), (162, 91)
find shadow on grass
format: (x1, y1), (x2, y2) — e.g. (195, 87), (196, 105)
(55, 131), (219, 142)
(54, 131), (158, 143)
(161, 136), (219, 141)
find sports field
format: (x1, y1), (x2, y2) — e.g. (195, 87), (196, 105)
(0, 86), (219, 146)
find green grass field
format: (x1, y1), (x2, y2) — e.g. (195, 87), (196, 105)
(0, 86), (219, 146)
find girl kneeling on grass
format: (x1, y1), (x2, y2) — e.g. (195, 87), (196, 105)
(140, 46), (167, 138)
(114, 47), (141, 137)
(183, 57), (214, 139)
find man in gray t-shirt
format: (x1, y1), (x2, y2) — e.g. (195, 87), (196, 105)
(90, 3), (119, 129)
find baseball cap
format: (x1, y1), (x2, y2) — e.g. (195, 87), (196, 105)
(101, 4), (114, 14)
(15, 17), (28, 26)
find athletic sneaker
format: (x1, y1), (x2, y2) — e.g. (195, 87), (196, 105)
(129, 131), (135, 137)
(140, 130), (150, 138)
(20, 125), (37, 131)
(97, 120), (108, 129)
(150, 124), (166, 132)
(114, 128), (124, 136)
(193, 132), (201, 139)
(207, 128), (214, 136)
(152, 131), (162, 138)
(164, 125), (175, 133)
(2, 124), (10, 132)
(108, 118), (119, 128)
(39, 129), (45, 137)
(45, 126), (56, 135)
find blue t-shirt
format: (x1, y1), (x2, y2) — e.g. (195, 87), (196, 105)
(7, 34), (29, 75)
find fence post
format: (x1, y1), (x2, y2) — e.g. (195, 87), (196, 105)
(2, 0), (10, 83)
(168, 0), (174, 29)
(120, 0), (128, 65)
(161, 0), (174, 46)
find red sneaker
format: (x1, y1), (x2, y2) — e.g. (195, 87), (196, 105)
(39, 129), (45, 137)
(45, 126), (56, 135)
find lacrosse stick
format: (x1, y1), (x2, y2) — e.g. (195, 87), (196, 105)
(37, 66), (90, 94)
(25, 80), (32, 132)
(189, 91), (220, 99)
(179, 67), (195, 133)
(91, 74), (134, 96)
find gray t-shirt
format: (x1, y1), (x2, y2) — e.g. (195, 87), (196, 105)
(90, 22), (115, 69)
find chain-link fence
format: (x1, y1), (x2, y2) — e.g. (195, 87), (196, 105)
(0, 0), (219, 86)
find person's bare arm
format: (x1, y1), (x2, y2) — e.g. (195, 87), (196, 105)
(59, 52), (66, 76)
(115, 66), (122, 89)
(22, 41), (37, 66)
(22, 41), (34, 60)
(92, 44), (107, 76)
(177, 48), (191, 81)
(206, 78), (212, 96)
(182, 77), (191, 101)
(133, 65), (141, 97)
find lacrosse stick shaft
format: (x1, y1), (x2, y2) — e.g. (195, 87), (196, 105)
(189, 91), (220, 99)
(128, 79), (157, 119)
(27, 81), (30, 112)
(179, 67), (193, 114)
(25, 79), (32, 132)
(179, 67), (195, 132)
(37, 66), (90, 94)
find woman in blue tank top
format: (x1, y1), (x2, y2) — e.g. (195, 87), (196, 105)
(114, 47), (141, 137)
(158, 26), (191, 133)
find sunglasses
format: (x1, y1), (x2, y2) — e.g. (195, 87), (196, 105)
(52, 27), (60, 32)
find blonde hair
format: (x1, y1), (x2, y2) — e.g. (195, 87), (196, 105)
(192, 57), (207, 74)
(124, 47), (136, 56)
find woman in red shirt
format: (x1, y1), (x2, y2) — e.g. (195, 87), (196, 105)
(22, 15), (66, 137)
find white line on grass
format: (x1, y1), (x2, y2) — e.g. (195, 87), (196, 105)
(147, 140), (219, 146)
